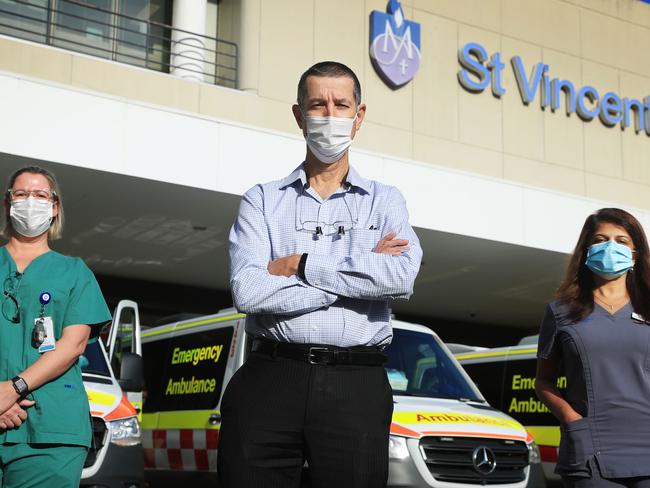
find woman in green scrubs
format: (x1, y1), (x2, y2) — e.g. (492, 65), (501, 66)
(0, 166), (111, 487)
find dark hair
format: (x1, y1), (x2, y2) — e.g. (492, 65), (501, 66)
(296, 61), (362, 110)
(2, 165), (64, 240)
(556, 208), (650, 322)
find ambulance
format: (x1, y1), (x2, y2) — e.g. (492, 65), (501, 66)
(140, 306), (544, 487)
(80, 300), (144, 488)
(454, 340), (562, 484)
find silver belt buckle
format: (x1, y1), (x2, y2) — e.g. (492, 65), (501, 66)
(307, 347), (330, 365)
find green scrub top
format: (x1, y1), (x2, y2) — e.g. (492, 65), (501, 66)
(0, 247), (111, 447)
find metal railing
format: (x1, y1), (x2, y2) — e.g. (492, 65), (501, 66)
(0, 0), (238, 88)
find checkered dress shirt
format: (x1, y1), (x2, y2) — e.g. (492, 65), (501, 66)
(229, 163), (422, 347)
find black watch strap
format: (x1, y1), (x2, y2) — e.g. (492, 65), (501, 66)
(11, 376), (29, 396)
(298, 253), (308, 281)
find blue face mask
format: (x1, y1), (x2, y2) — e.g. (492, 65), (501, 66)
(585, 240), (634, 280)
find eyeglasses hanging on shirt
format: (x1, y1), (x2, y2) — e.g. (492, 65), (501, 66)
(299, 219), (355, 237)
(295, 183), (359, 239)
(2, 273), (22, 324)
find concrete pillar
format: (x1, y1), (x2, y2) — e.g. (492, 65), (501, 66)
(237, 0), (261, 92)
(170, 0), (208, 82)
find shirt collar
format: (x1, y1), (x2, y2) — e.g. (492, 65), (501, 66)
(278, 163), (371, 193)
(344, 166), (371, 193)
(278, 165), (308, 190)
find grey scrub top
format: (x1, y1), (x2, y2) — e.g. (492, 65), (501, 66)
(538, 300), (650, 479)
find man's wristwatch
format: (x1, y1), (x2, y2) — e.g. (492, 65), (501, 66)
(298, 253), (308, 281)
(11, 376), (29, 396)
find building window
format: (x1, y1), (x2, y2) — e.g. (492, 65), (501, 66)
(0, 0), (236, 87)
(115, 0), (151, 67)
(52, 0), (114, 58)
(0, 0), (49, 43)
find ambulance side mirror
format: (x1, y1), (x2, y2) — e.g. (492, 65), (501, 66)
(118, 351), (144, 392)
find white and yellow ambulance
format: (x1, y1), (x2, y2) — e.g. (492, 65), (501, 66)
(140, 308), (545, 488)
(80, 300), (144, 488)
(454, 340), (561, 484)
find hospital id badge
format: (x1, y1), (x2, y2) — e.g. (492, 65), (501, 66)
(35, 317), (55, 353)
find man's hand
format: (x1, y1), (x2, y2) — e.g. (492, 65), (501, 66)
(374, 232), (410, 256)
(0, 399), (35, 430)
(268, 254), (302, 277)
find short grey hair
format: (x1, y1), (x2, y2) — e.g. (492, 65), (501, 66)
(297, 61), (362, 110)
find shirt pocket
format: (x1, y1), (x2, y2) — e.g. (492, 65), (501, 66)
(22, 284), (70, 337)
(31, 374), (89, 434)
(644, 329), (650, 373)
(348, 229), (382, 254)
(558, 417), (594, 473)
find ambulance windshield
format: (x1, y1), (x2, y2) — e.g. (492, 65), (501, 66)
(385, 328), (483, 402)
(80, 340), (111, 377)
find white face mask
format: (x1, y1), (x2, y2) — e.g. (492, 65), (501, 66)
(9, 197), (54, 238)
(303, 113), (357, 164)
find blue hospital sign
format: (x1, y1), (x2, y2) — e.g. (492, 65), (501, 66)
(369, 0), (421, 89)
(457, 41), (650, 138)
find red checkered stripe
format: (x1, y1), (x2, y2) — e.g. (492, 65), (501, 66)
(143, 429), (219, 471)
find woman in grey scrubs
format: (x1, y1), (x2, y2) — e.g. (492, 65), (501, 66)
(536, 208), (650, 488)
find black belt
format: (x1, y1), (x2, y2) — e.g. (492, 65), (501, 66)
(251, 338), (387, 366)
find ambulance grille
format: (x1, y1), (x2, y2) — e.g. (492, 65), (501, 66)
(419, 436), (529, 484)
(84, 417), (107, 468)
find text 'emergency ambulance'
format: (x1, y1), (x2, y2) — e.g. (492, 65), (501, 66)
(171, 344), (224, 366)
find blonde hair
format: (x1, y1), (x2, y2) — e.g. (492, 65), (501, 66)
(2, 166), (64, 240)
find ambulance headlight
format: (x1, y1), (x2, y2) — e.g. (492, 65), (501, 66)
(388, 435), (410, 460)
(527, 441), (542, 464)
(108, 416), (142, 446)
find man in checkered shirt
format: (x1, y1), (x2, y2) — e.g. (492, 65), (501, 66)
(218, 61), (422, 488)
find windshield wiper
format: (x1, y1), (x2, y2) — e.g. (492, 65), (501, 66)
(458, 397), (487, 403)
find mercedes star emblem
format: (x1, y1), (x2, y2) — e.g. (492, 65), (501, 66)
(472, 446), (497, 475)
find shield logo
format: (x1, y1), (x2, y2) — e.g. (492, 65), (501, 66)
(369, 0), (421, 89)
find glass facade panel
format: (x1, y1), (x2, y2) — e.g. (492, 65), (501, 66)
(52, 0), (114, 59)
(214, 0), (237, 88)
(147, 0), (171, 72)
(0, 0), (48, 43)
(115, 0), (148, 67)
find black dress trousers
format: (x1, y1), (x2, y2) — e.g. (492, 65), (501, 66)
(217, 351), (394, 488)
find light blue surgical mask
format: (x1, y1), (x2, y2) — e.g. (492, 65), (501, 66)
(585, 240), (634, 280)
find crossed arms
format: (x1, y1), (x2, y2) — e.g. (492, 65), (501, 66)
(229, 185), (422, 315)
